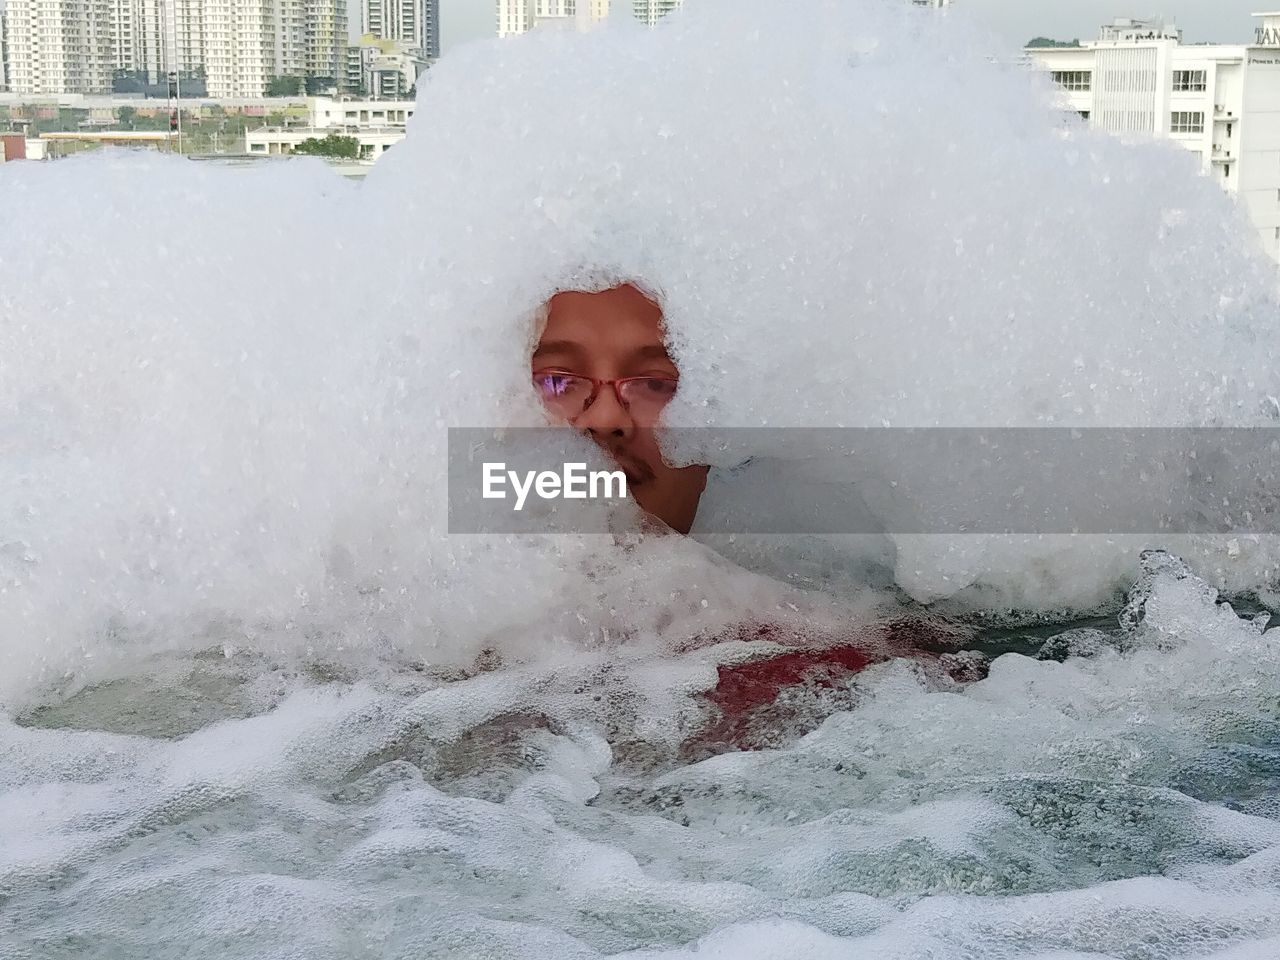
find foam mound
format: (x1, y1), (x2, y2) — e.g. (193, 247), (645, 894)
(4, 0), (1280, 707)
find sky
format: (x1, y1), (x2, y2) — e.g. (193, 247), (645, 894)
(437, 0), (1274, 54)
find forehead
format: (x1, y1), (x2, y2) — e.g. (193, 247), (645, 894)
(539, 285), (667, 348)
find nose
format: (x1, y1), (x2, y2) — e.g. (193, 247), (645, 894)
(572, 384), (637, 442)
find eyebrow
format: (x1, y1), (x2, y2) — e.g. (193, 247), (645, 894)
(532, 341), (674, 363)
(634, 345), (674, 362)
(531, 340), (587, 359)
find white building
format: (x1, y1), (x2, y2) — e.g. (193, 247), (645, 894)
(244, 95), (413, 159)
(1027, 12), (1280, 264)
(244, 123), (402, 158)
(308, 95), (413, 127)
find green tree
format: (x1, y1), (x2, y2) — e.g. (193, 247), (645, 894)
(305, 76), (338, 95)
(117, 106), (137, 129)
(291, 134), (360, 159)
(1025, 37), (1081, 48)
(266, 75), (304, 97)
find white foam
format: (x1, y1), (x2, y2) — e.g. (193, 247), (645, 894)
(2, 0), (1279, 764)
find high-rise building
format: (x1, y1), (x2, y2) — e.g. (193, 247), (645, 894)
(169, 0), (205, 75)
(305, 0), (347, 81)
(0, 6), (10, 92)
(126, 0), (201, 84)
(497, 0), (612, 38)
(202, 0), (299, 97)
(422, 0), (438, 59)
(110, 0), (139, 74)
(0, 0), (350, 97)
(1027, 12), (1280, 264)
(362, 0), (436, 59)
(3, 0), (117, 94)
(195, 0), (345, 97)
(497, 0), (531, 38)
(631, 0), (681, 27)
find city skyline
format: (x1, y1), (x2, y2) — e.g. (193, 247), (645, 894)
(438, 0), (1280, 53)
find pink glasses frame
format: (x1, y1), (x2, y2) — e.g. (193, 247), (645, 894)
(531, 369), (679, 413)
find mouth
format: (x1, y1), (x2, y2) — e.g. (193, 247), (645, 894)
(611, 452), (656, 486)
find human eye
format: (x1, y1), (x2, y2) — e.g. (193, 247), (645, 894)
(534, 371), (584, 397)
(621, 376), (678, 405)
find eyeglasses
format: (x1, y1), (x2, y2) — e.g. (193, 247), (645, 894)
(532, 370), (678, 419)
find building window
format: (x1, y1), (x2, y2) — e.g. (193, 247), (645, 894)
(1171, 111), (1205, 134)
(1173, 70), (1207, 92)
(1078, 110), (1090, 121)
(1225, 164), (1231, 178)
(1051, 70), (1092, 91)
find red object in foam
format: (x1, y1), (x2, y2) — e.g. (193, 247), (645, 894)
(707, 643), (874, 719)
(685, 618), (975, 757)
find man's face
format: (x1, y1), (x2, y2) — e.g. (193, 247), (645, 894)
(531, 284), (707, 533)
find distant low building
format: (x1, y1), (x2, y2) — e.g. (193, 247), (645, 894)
(1026, 12), (1280, 264)
(309, 96), (415, 129)
(243, 95), (415, 160)
(244, 125), (404, 160)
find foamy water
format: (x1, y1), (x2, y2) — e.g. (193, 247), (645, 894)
(4, 559), (1280, 958)
(4, 0), (1280, 955)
